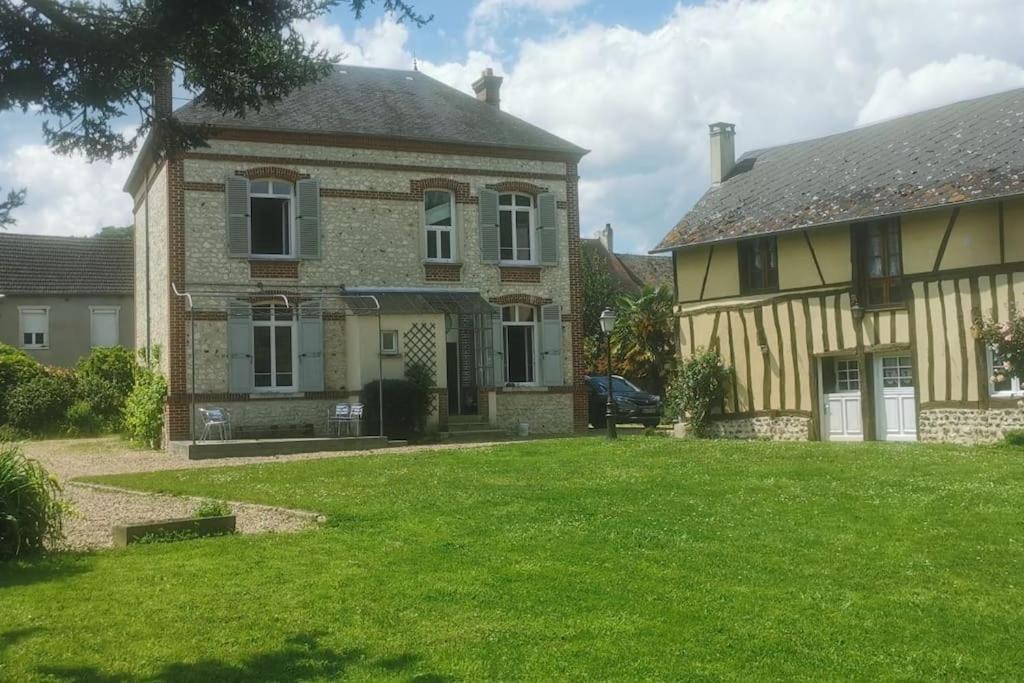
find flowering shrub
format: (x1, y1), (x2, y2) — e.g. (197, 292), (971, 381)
(664, 348), (729, 438)
(975, 317), (1024, 386)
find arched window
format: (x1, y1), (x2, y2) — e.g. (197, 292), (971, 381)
(499, 193), (533, 263)
(252, 303), (296, 391)
(250, 179), (293, 256)
(424, 190), (454, 261)
(502, 304), (537, 384)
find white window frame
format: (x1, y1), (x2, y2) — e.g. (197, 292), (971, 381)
(18, 306), (49, 349)
(89, 305), (120, 348)
(502, 304), (539, 386)
(835, 359), (861, 392)
(879, 355), (913, 389)
(251, 303), (298, 393)
(498, 192), (536, 265)
(249, 179), (295, 259)
(423, 190), (456, 263)
(988, 346), (1022, 396)
(381, 329), (400, 355)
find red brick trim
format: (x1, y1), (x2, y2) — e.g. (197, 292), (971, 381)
(173, 390), (353, 403)
(187, 310), (229, 321)
(319, 187), (417, 202)
(249, 260), (299, 279)
(166, 155), (189, 442)
(499, 266), (542, 284)
(565, 162), (588, 432)
(556, 200), (568, 209)
(199, 127), (584, 164)
(236, 167), (310, 182)
(424, 262), (462, 282)
(486, 181), (549, 195)
(323, 311), (346, 321)
(496, 385), (576, 394)
(488, 293), (553, 307)
(184, 151), (568, 182)
(410, 178), (472, 203)
(183, 181), (225, 193)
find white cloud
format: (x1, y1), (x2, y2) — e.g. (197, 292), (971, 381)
(468, 0), (586, 48)
(0, 144), (134, 236)
(856, 54), (1024, 125)
(295, 15), (413, 68)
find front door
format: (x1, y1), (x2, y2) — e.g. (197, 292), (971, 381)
(821, 358), (863, 441)
(875, 355), (917, 441)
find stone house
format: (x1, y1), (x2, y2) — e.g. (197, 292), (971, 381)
(124, 65), (588, 443)
(0, 232), (134, 367)
(654, 88), (1024, 444)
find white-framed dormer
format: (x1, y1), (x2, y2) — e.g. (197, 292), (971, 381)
(422, 189), (457, 263)
(498, 192), (536, 265)
(18, 306), (49, 349)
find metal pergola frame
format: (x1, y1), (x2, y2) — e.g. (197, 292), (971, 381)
(171, 284), (384, 444)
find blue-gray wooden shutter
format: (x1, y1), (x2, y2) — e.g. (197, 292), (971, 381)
(298, 302), (324, 392)
(537, 192), (558, 265)
(227, 301), (253, 393)
(225, 176), (250, 257)
(295, 178), (321, 259)
(478, 188), (499, 264)
(491, 310), (505, 386)
(540, 303), (563, 386)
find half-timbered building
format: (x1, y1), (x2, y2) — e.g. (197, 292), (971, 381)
(655, 90), (1024, 444)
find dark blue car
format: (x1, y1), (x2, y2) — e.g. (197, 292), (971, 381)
(584, 374), (663, 428)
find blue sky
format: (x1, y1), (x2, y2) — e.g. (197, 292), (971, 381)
(3, 0), (1024, 254)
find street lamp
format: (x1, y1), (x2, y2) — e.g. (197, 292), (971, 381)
(599, 307), (618, 440)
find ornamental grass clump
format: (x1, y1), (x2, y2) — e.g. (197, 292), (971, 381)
(0, 439), (69, 559)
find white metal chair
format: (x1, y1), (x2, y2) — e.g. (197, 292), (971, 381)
(199, 407), (232, 441)
(327, 403), (352, 437)
(349, 403), (365, 436)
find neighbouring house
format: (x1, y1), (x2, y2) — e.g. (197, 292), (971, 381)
(0, 232), (134, 366)
(581, 224), (673, 295)
(654, 88), (1024, 445)
(124, 65), (588, 444)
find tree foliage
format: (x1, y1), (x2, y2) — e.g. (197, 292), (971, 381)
(664, 349), (728, 437)
(609, 285), (676, 395)
(581, 247), (623, 369)
(0, 0), (431, 226)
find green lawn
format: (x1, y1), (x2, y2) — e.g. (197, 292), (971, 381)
(2, 437), (1023, 680)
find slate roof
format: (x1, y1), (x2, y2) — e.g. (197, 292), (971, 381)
(0, 233), (133, 296)
(175, 65), (586, 157)
(655, 87), (1024, 252)
(581, 239), (673, 294)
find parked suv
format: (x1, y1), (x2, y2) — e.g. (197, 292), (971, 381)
(584, 374), (663, 428)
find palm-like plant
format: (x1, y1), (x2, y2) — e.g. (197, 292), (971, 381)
(610, 285), (676, 395)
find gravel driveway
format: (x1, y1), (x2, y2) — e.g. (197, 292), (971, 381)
(24, 437), (497, 551)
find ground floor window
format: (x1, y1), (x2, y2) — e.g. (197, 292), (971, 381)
(19, 307), (48, 349)
(502, 304), (536, 384)
(835, 359), (861, 392)
(252, 304), (295, 390)
(988, 347), (1022, 396)
(880, 355), (913, 388)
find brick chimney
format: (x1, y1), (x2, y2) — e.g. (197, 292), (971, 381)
(599, 223), (614, 254)
(709, 122), (736, 185)
(472, 68), (503, 109)
(153, 63), (173, 119)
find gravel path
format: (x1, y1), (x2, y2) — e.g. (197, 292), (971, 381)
(23, 437), (498, 551)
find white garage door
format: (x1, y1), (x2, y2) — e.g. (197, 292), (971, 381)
(875, 355), (917, 441)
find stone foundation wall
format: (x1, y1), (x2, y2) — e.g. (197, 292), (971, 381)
(190, 398), (344, 438)
(495, 391), (574, 435)
(919, 408), (1024, 445)
(673, 415), (811, 441)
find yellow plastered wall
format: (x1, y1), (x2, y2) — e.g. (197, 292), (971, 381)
(777, 232), (821, 290)
(702, 242), (740, 299)
(942, 204), (1000, 270)
(806, 224), (851, 284)
(675, 247), (710, 302)
(1002, 199), (1024, 263)
(901, 209), (949, 274)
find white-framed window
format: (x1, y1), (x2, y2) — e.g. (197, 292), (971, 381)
(502, 304), (538, 384)
(424, 190), (455, 262)
(252, 303), (296, 391)
(988, 347), (1022, 396)
(250, 179), (294, 257)
(499, 193), (534, 263)
(89, 306), (120, 348)
(835, 359), (860, 392)
(880, 355), (913, 389)
(18, 307), (49, 349)
(381, 329), (400, 355)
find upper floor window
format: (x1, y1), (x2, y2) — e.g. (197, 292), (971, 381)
(853, 219), (903, 306)
(499, 193), (533, 263)
(988, 347), (1021, 396)
(424, 191), (454, 261)
(502, 304), (537, 384)
(19, 307), (48, 349)
(89, 306), (119, 348)
(250, 180), (293, 257)
(738, 236), (778, 293)
(252, 303), (295, 391)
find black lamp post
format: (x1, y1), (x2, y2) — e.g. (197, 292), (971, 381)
(599, 307), (618, 440)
